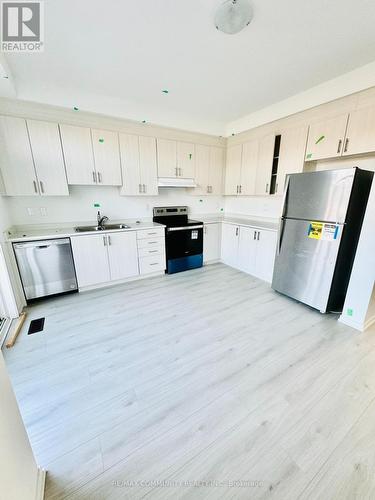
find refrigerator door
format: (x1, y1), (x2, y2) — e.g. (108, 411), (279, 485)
(272, 218), (343, 312)
(283, 169), (356, 223)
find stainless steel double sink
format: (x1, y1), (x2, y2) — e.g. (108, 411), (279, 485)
(75, 224), (131, 232)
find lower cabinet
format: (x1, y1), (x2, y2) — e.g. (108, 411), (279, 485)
(221, 223), (277, 283)
(71, 232), (139, 288)
(203, 223), (221, 263)
(136, 229), (166, 275)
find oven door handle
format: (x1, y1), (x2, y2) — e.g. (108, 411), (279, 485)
(167, 225), (203, 232)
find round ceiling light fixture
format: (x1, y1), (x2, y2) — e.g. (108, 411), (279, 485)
(215, 0), (253, 35)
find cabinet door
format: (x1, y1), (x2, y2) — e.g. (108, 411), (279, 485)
(71, 234), (110, 288)
(157, 138), (177, 177)
(0, 116), (38, 196)
(59, 124), (96, 185)
(255, 134), (275, 196)
(119, 134), (141, 195)
(343, 105), (375, 156)
(276, 125), (308, 196)
(224, 145), (242, 195)
(195, 144), (210, 195)
(91, 129), (122, 186)
(254, 230), (277, 283)
(27, 120), (69, 196)
(237, 226), (257, 274)
(139, 136), (158, 195)
(107, 232), (139, 281)
(203, 223), (221, 263)
(177, 142), (195, 178)
(221, 223), (240, 268)
(209, 147), (224, 195)
(305, 114), (348, 161)
(240, 139), (258, 195)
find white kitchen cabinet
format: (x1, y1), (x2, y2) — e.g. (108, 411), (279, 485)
(91, 129), (122, 186)
(276, 125), (308, 195)
(177, 142), (195, 178)
(120, 134), (158, 195)
(203, 223), (221, 263)
(255, 229), (277, 282)
(106, 232), (139, 281)
(136, 228), (166, 275)
(237, 226), (257, 274)
(195, 145), (224, 195)
(305, 113), (349, 161)
(224, 145), (242, 195)
(71, 234), (111, 288)
(342, 105), (375, 156)
(59, 124), (96, 185)
(0, 116), (39, 196)
(157, 138), (177, 177)
(255, 134), (275, 195)
(221, 223), (277, 283)
(26, 120), (69, 196)
(221, 223), (240, 268)
(241, 139), (259, 195)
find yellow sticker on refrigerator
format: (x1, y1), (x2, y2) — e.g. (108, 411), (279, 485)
(308, 222), (339, 241)
(308, 221), (324, 239)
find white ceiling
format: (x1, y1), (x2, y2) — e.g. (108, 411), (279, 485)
(4, 0), (375, 135)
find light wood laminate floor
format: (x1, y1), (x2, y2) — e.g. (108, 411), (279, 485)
(3, 263), (375, 500)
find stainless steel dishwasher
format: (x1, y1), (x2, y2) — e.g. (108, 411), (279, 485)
(13, 238), (78, 301)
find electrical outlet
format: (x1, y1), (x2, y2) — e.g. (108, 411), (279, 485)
(40, 207), (48, 217)
(27, 208), (35, 216)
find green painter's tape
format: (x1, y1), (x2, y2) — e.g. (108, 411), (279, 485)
(189, 153), (192, 160)
(99, 138), (104, 143)
(315, 135), (325, 145)
(94, 203), (101, 208)
(306, 153), (313, 160)
(347, 308), (353, 316)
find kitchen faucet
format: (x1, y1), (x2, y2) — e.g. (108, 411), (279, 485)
(97, 211), (109, 228)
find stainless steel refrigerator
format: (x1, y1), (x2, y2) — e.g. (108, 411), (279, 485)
(272, 168), (373, 313)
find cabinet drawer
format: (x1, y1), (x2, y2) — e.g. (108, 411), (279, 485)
(138, 245), (165, 258)
(137, 236), (165, 249)
(137, 228), (164, 240)
(139, 254), (166, 275)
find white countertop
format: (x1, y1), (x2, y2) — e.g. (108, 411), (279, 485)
(6, 221), (165, 242)
(5, 213), (279, 242)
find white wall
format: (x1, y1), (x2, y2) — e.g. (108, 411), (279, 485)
(224, 195), (282, 220)
(340, 177), (375, 331)
(5, 187), (225, 226)
(0, 353), (43, 500)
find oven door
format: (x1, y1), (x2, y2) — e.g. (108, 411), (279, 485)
(166, 225), (203, 273)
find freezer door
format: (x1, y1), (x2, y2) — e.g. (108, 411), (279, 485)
(283, 169), (355, 223)
(272, 218), (343, 312)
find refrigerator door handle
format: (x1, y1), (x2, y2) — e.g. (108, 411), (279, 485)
(281, 174), (290, 218)
(277, 218), (285, 255)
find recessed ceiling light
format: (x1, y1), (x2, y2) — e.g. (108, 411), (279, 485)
(215, 0), (253, 35)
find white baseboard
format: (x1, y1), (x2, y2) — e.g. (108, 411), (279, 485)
(78, 271), (165, 293)
(35, 468), (46, 500)
(338, 314), (375, 332)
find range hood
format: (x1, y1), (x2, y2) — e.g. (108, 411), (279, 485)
(158, 177), (197, 188)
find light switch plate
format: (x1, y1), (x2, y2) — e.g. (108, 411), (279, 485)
(40, 207), (47, 217)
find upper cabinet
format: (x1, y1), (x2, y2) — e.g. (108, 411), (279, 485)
(0, 116), (69, 196)
(59, 125), (122, 186)
(195, 145), (224, 195)
(225, 140), (259, 196)
(119, 134), (158, 196)
(224, 144), (242, 195)
(305, 113), (349, 161)
(26, 120), (69, 196)
(276, 124), (308, 195)
(156, 139), (195, 178)
(254, 134), (275, 196)
(91, 129), (122, 186)
(342, 105), (375, 156)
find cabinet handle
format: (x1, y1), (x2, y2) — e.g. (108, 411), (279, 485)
(344, 138), (349, 153)
(103, 235), (107, 246)
(239, 185), (242, 194)
(179, 168), (183, 177)
(204, 226), (207, 234)
(235, 227), (239, 236)
(266, 183), (269, 193)
(108, 235), (111, 246)
(143, 184), (147, 193)
(33, 180), (38, 193)
(139, 184), (142, 193)
(175, 166), (178, 177)
(257, 231), (260, 241)
(149, 250), (158, 253)
(236, 185), (239, 194)
(39, 181), (44, 194)
(93, 171), (97, 183)
(147, 232), (158, 235)
(148, 241), (158, 244)
(150, 262), (159, 266)
(253, 231), (257, 240)
(337, 139), (342, 154)
(98, 172), (102, 183)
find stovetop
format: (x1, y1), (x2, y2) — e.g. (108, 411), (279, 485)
(153, 206), (202, 228)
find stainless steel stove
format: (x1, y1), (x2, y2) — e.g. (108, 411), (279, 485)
(153, 206), (203, 274)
